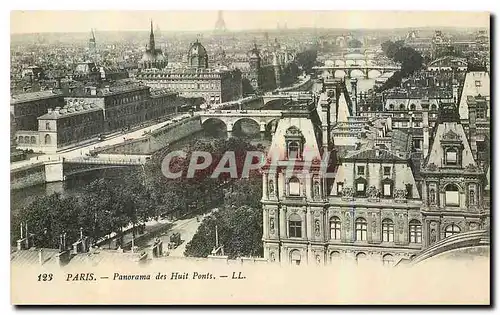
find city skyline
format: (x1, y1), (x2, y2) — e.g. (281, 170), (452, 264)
(11, 11), (490, 34)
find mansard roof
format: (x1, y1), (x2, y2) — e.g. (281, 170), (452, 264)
(343, 148), (407, 162)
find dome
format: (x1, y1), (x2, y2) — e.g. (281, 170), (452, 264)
(188, 40), (207, 58)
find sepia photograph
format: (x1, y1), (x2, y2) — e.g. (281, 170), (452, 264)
(8, 8), (491, 305)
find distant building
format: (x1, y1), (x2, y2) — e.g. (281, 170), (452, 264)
(137, 39), (243, 105)
(139, 21), (168, 70)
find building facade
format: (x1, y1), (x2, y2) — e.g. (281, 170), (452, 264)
(10, 90), (65, 131)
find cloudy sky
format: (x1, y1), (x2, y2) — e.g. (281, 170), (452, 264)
(11, 11), (489, 34)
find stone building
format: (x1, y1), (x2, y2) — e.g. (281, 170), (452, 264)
(10, 90), (65, 131)
(136, 39), (242, 105)
(261, 79), (489, 266)
(139, 21), (168, 70)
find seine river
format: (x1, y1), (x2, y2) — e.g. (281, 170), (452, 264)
(11, 77), (376, 216)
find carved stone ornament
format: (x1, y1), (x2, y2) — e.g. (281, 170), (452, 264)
(367, 186), (380, 201)
(394, 189), (407, 203)
(371, 220), (377, 233)
(465, 163), (477, 172)
(341, 187), (354, 200)
(268, 180), (275, 195)
(426, 163), (438, 171)
(345, 212), (351, 231)
(469, 222), (478, 231)
(270, 252), (276, 262)
(398, 215), (404, 234)
(314, 219), (321, 237)
(269, 217), (275, 235)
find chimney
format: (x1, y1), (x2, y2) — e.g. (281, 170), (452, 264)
(467, 96), (478, 159)
(421, 98), (430, 159)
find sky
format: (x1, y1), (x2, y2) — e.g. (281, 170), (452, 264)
(10, 11), (490, 34)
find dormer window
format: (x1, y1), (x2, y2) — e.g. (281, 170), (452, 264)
(337, 182), (344, 194)
(285, 126), (304, 160)
(355, 177), (367, 197)
(382, 178), (394, 198)
(445, 148), (458, 165)
(357, 166), (365, 176)
(288, 141), (300, 159)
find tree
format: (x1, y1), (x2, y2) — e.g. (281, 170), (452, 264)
(296, 49), (318, 74)
(348, 39), (363, 49)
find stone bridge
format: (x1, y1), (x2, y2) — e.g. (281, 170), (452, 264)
(199, 110), (282, 135)
(313, 65), (400, 79)
(261, 92), (313, 108)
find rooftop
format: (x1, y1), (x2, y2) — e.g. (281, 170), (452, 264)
(11, 90), (63, 104)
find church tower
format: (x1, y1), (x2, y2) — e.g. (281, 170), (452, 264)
(248, 42), (261, 91)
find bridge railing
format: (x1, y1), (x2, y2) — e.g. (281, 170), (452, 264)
(65, 155), (148, 165)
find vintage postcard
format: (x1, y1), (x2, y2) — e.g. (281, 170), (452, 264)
(10, 10), (490, 305)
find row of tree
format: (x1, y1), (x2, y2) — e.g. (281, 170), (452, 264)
(11, 137), (265, 252)
(376, 40), (424, 92)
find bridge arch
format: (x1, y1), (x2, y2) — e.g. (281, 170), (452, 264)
(349, 69), (365, 78)
(232, 117), (262, 134)
(334, 70), (347, 78)
(367, 69), (383, 79)
(334, 60), (345, 66)
(263, 98), (289, 109)
(201, 117), (228, 132)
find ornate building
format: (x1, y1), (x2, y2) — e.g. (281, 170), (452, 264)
(261, 79), (489, 266)
(419, 102), (488, 247)
(136, 40), (242, 105)
(139, 21), (168, 70)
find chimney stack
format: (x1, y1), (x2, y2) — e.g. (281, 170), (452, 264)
(421, 98), (430, 159)
(467, 96), (478, 159)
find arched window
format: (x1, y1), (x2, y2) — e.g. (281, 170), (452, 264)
(288, 214), (302, 238)
(45, 122), (51, 130)
(355, 177), (367, 197)
(330, 216), (341, 240)
(18, 136), (24, 144)
(410, 103), (416, 110)
(444, 224), (461, 238)
(290, 249), (301, 265)
(288, 177), (300, 196)
(30, 136), (36, 144)
(429, 188), (436, 205)
(389, 104), (394, 110)
(356, 252), (367, 264)
(431, 104), (437, 111)
(399, 104), (405, 110)
(24, 136), (30, 143)
(288, 141), (300, 159)
(355, 218), (367, 241)
(44, 134), (51, 145)
(382, 254), (394, 267)
(409, 219), (422, 243)
(330, 251), (340, 263)
(445, 184), (460, 206)
(382, 219), (394, 242)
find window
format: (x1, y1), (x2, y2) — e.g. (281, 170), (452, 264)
(30, 136), (36, 144)
(444, 224), (461, 238)
(330, 217), (341, 240)
(44, 134), (51, 145)
(445, 149), (458, 165)
(402, 121), (408, 128)
(356, 182), (366, 195)
(355, 218), (367, 241)
(330, 251), (340, 263)
(18, 136), (24, 144)
(410, 103), (416, 110)
(357, 166), (365, 175)
(382, 219), (394, 242)
(414, 140), (421, 150)
(383, 184), (392, 197)
(382, 254), (394, 267)
(399, 104), (405, 110)
(409, 220), (422, 243)
(290, 250), (301, 265)
(288, 141), (300, 159)
(445, 184), (460, 206)
(356, 252), (367, 264)
(431, 104), (437, 111)
(288, 177), (300, 196)
(475, 80), (482, 87)
(289, 214), (302, 238)
(383, 166), (391, 176)
(414, 121), (420, 127)
(45, 122), (51, 130)
(389, 104), (394, 110)
(337, 182), (344, 194)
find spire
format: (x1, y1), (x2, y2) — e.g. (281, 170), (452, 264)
(91, 28), (95, 41)
(149, 19), (155, 52)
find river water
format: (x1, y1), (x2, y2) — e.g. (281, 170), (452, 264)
(11, 78), (375, 216)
